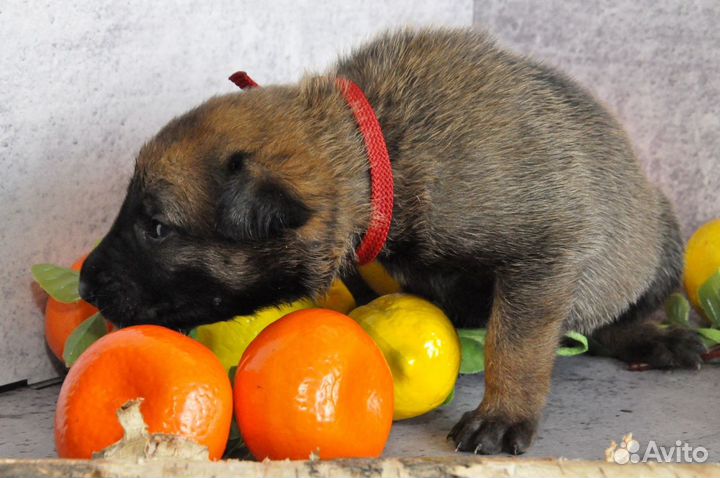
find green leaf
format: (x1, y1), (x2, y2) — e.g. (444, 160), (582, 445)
(697, 327), (720, 347)
(187, 327), (199, 340)
(664, 293), (691, 328)
(698, 272), (720, 328)
(223, 418), (250, 459)
(458, 329), (486, 374)
(228, 365), (238, 386)
(557, 331), (589, 356)
(228, 416), (242, 441)
(440, 386), (456, 407)
(63, 313), (108, 366)
(458, 328), (487, 342)
(31, 264), (81, 303)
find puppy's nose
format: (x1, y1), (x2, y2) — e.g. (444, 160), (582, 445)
(78, 278), (97, 305)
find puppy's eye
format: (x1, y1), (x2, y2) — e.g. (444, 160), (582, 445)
(148, 219), (170, 241)
(228, 152), (249, 172)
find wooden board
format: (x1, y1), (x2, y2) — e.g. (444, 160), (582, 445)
(1, 457), (719, 478)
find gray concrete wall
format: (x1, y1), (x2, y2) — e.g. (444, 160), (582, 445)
(0, 1), (473, 386)
(474, 0), (719, 239)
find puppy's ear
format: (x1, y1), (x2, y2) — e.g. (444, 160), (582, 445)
(216, 173), (311, 241)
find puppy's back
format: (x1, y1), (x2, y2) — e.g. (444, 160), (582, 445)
(334, 28), (675, 329)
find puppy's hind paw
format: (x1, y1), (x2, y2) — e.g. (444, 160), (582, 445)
(632, 326), (706, 370)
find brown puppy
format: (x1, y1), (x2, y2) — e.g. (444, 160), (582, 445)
(80, 28), (705, 455)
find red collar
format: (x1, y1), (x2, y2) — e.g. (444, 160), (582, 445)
(229, 71), (394, 265)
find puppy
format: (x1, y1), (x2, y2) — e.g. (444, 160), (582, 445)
(80, 28), (705, 455)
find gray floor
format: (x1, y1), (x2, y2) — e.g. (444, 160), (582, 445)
(1, 355), (718, 461)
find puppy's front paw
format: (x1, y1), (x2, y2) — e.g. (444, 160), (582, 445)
(448, 410), (537, 455)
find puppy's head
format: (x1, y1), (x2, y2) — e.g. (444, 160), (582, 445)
(80, 84), (362, 329)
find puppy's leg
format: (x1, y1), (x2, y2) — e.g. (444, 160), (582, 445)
(588, 264), (705, 369)
(448, 265), (574, 455)
(338, 266), (379, 306)
(400, 265), (495, 328)
(590, 319), (705, 369)
(590, 202), (705, 369)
